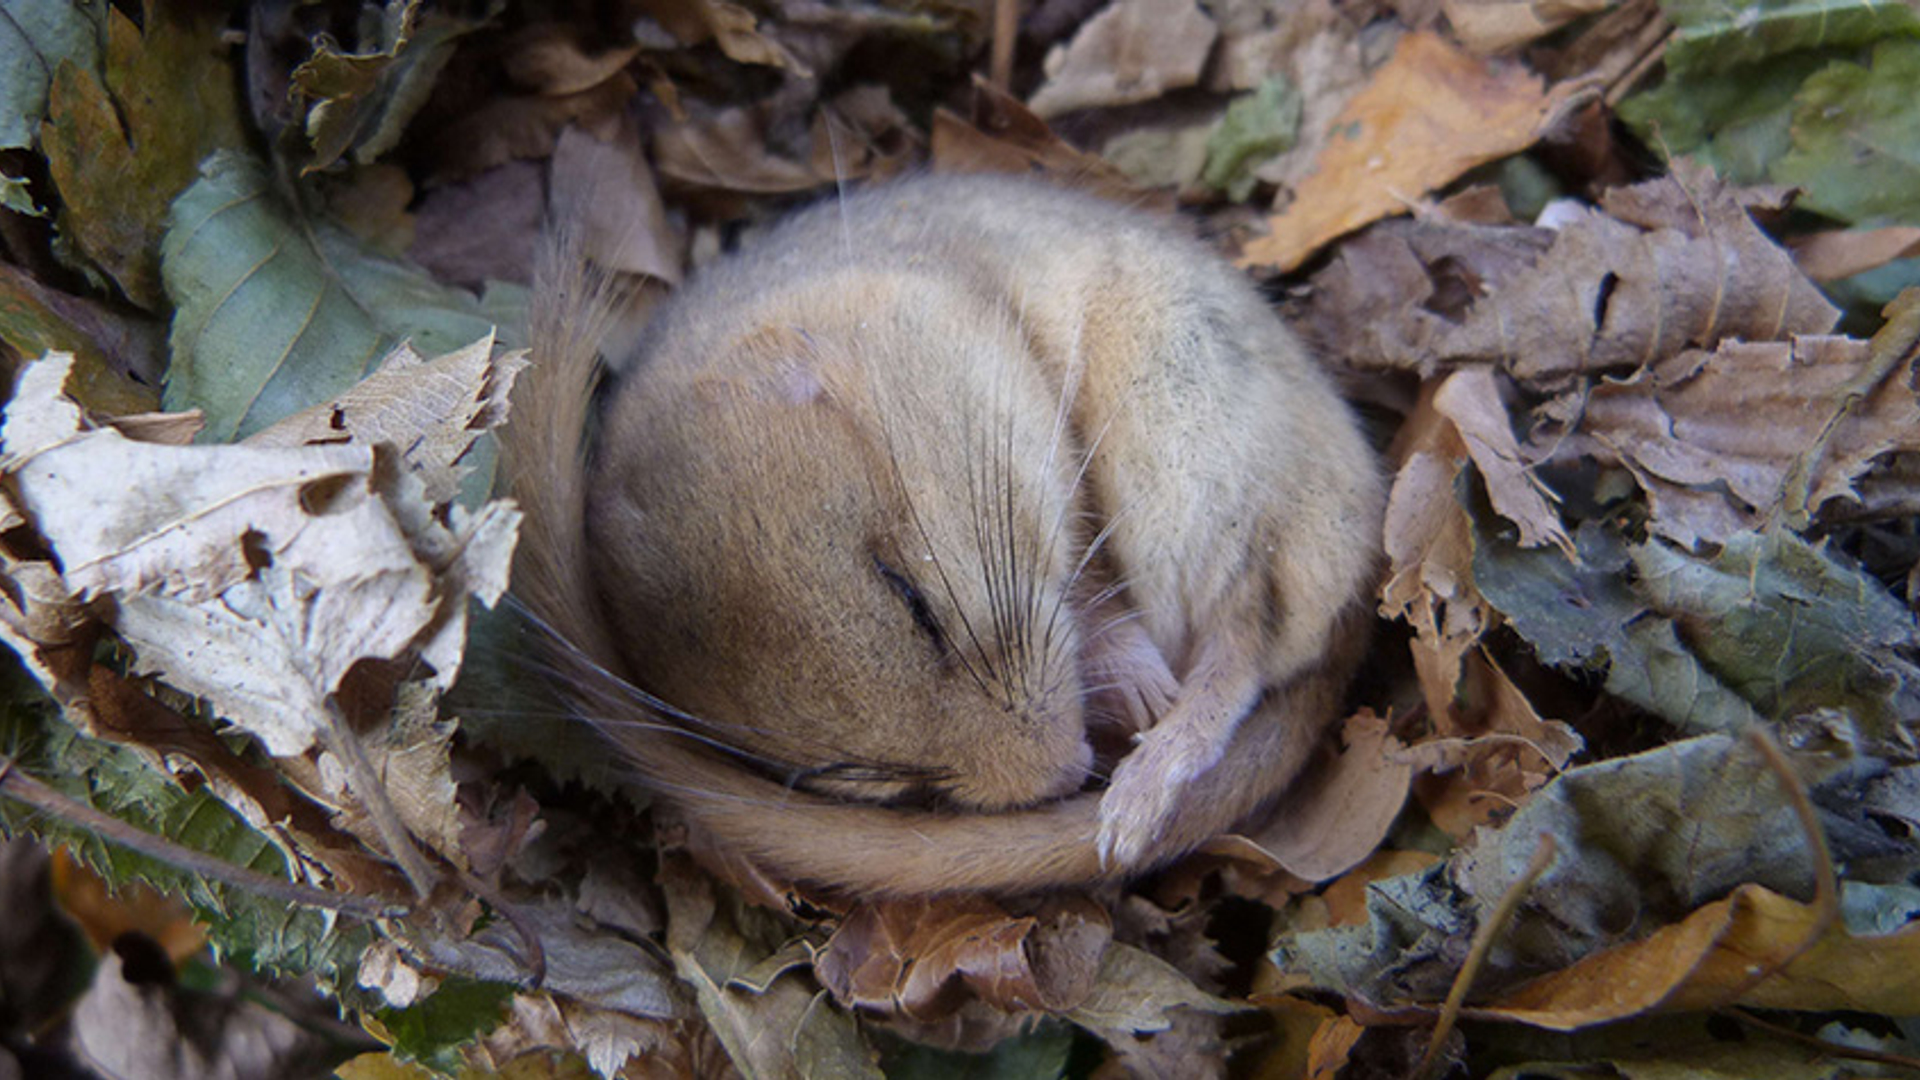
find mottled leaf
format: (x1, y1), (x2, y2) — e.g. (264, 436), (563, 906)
(161, 151), (502, 441)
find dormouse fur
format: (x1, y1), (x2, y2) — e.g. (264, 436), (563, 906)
(505, 174), (1384, 895)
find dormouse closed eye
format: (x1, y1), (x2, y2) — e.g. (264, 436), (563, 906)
(872, 554), (947, 652)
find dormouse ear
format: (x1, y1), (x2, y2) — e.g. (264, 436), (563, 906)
(693, 325), (837, 408)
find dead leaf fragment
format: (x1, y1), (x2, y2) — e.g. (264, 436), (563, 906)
(1239, 32), (1577, 273)
(1789, 225), (1920, 282)
(815, 895), (1112, 1020)
(1027, 0), (1218, 118)
(1444, 0), (1614, 56)
(931, 77), (1164, 211)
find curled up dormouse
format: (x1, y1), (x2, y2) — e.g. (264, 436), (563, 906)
(504, 173), (1385, 897)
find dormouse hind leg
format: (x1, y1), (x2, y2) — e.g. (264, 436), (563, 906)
(1095, 634), (1266, 867)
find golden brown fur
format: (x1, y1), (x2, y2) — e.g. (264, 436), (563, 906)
(504, 175), (1383, 895)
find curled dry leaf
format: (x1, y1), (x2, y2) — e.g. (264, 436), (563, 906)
(1479, 882), (1920, 1027)
(814, 894), (1111, 1021)
(1304, 162), (1837, 384)
(1026, 0), (1218, 118)
(0, 349), (520, 759)
(930, 77), (1165, 211)
(1238, 32), (1580, 274)
(1537, 290), (1920, 546)
(1220, 710), (1414, 883)
(550, 123), (684, 286)
(1443, 0), (1614, 56)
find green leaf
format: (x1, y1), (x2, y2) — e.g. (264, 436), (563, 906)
(0, 0), (102, 150)
(1201, 77), (1299, 201)
(373, 976), (516, 1072)
(1470, 509), (1764, 735)
(39, 0), (247, 309)
(1659, 0), (1920, 75)
(1772, 38), (1920, 226)
(1629, 530), (1920, 755)
(1616, 51), (1828, 186)
(160, 151), (503, 441)
(0, 659), (371, 990)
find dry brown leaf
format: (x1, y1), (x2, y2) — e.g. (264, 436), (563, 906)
(503, 26), (642, 96)
(408, 160), (543, 288)
(1306, 1015), (1365, 1078)
(550, 123), (683, 285)
(1302, 164), (1838, 386)
(1379, 385), (1492, 721)
(1478, 883), (1920, 1027)
(1223, 711), (1412, 882)
(652, 101), (827, 195)
(1409, 651), (1583, 838)
(1027, 0), (1218, 118)
(1239, 32), (1579, 272)
(416, 74), (636, 186)
(1536, 294), (1920, 545)
(931, 77), (1168, 211)
(814, 894), (1111, 1021)
(1444, 0), (1614, 55)
(1433, 366), (1571, 554)
(1789, 226), (1920, 282)
(246, 335), (528, 507)
(1, 350), (520, 758)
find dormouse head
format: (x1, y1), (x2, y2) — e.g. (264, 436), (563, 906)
(586, 274), (1094, 810)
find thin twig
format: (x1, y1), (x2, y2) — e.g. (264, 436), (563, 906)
(0, 756), (406, 920)
(1413, 832), (1559, 1080)
(990, 0), (1018, 92)
(323, 700), (438, 900)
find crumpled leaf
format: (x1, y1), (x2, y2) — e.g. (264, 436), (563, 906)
(661, 859), (883, 1080)
(652, 86), (916, 198)
(1484, 1014), (1893, 1079)
(1434, 367), (1569, 553)
(1273, 735), (1881, 1005)
(245, 333), (529, 507)
(290, 0), (474, 173)
(1239, 32), (1578, 273)
(1474, 516), (1764, 735)
(1791, 225), (1920, 281)
(1061, 942), (1240, 1036)
(1536, 290), (1920, 545)
(70, 948), (338, 1080)
(1219, 710), (1416, 882)
(1300, 163), (1838, 384)
(1480, 881), (1920, 1027)
(1409, 650), (1584, 839)
(0, 262), (162, 415)
(0, 0), (101, 151)
(814, 895), (1111, 1022)
(549, 123), (683, 286)
(2, 351), (519, 758)
(1630, 530), (1920, 756)
(161, 150), (505, 441)
(40, 0), (248, 309)
(1027, 0), (1217, 118)
(931, 78), (1161, 211)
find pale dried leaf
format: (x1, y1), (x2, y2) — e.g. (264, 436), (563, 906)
(1028, 0), (1218, 118)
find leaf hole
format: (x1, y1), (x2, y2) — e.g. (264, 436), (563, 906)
(240, 528), (273, 573)
(299, 474), (360, 516)
(1591, 271), (1619, 330)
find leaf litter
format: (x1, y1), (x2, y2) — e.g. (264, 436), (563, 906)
(0, 0), (1919, 1077)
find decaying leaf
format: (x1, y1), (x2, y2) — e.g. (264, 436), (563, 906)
(1239, 32), (1579, 273)
(290, 0), (475, 174)
(39, 0), (247, 309)
(814, 895), (1111, 1021)
(2, 347), (518, 760)
(1222, 711), (1415, 882)
(1443, 0), (1614, 55)
(1273, 735), (1886, 1006)
(0, 0), (101, 154)
(1027, 0), (1218, 118)
(1302, 162), (1837, 384)
(1535, 284), (1920, 546)
(931, 78), (1160, 210)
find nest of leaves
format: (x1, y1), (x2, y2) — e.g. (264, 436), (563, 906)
(3, 0), (1920, 1077)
